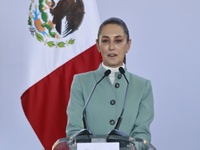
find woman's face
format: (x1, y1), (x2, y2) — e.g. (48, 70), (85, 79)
(96, 24), (131, 68)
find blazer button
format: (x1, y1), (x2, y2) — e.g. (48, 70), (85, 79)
(110, 100), (116, 105)
(118, 74), (122, 79)
(109, 119), (115, 125)
(115, 83), (120, 88)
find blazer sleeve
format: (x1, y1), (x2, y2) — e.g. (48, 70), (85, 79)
(130, 80), (154, 143)
(66, 75), (84, 139)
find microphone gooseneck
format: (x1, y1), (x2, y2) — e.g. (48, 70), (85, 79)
(82, 69), (111, 129)
(107, 67), (129, 140)
(119, 67), (129, 84)
(72, 69), (111, 143)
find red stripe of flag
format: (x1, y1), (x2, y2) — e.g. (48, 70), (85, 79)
(21, 45), (102, 150)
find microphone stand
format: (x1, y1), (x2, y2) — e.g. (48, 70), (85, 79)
(71, 69), (111, 143)
(107, 67), (129, 143)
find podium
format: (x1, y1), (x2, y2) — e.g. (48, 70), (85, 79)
(52, 135), (157, 150)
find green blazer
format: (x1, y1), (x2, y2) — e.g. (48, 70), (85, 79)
(66, 64), (154, 142)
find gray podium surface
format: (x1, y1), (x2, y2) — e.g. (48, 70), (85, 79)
(52, 135), (156, 150)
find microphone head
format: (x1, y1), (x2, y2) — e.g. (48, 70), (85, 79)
(105, 69), (111, 76)
(119, 67), (125, 74)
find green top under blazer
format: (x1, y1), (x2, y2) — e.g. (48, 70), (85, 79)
(66, 64), (154, 142)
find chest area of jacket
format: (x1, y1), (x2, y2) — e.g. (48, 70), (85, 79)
(84, 81), (142, 121)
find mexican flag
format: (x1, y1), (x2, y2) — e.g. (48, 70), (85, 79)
(21, 0), (102, 149)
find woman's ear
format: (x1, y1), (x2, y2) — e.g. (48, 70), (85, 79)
(126, 39), (132, 53)
(96, 39), (101, 53)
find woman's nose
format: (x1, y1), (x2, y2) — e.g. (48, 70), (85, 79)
(109, 42), (115, 50)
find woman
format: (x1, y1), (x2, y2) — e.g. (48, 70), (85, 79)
(66, 17), (154, 143)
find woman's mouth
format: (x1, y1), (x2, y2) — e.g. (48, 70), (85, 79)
(108, 53), (117, 57)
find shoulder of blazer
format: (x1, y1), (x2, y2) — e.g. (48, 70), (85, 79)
(74, 65), (106, 82)
(128, 72), (150, 83)
(74, 70), (98, 81)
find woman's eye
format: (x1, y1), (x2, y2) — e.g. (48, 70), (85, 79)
(102, 39), (109, 43)
(115, 40), (122, 43)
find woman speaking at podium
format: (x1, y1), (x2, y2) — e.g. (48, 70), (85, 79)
(66, 17), (154, 144)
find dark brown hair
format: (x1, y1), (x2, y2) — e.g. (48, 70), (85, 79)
(97, 17), (130, 42)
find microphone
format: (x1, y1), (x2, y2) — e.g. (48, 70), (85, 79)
(107, 67), (129, 141)
(72, 69), (111, 143)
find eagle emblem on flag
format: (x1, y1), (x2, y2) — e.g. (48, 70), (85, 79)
(28, 0), (85, 48)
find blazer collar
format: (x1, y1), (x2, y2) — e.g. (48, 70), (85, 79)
(96, 63), (129, 77)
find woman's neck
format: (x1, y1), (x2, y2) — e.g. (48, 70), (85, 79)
(102, 63), (125, 84)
